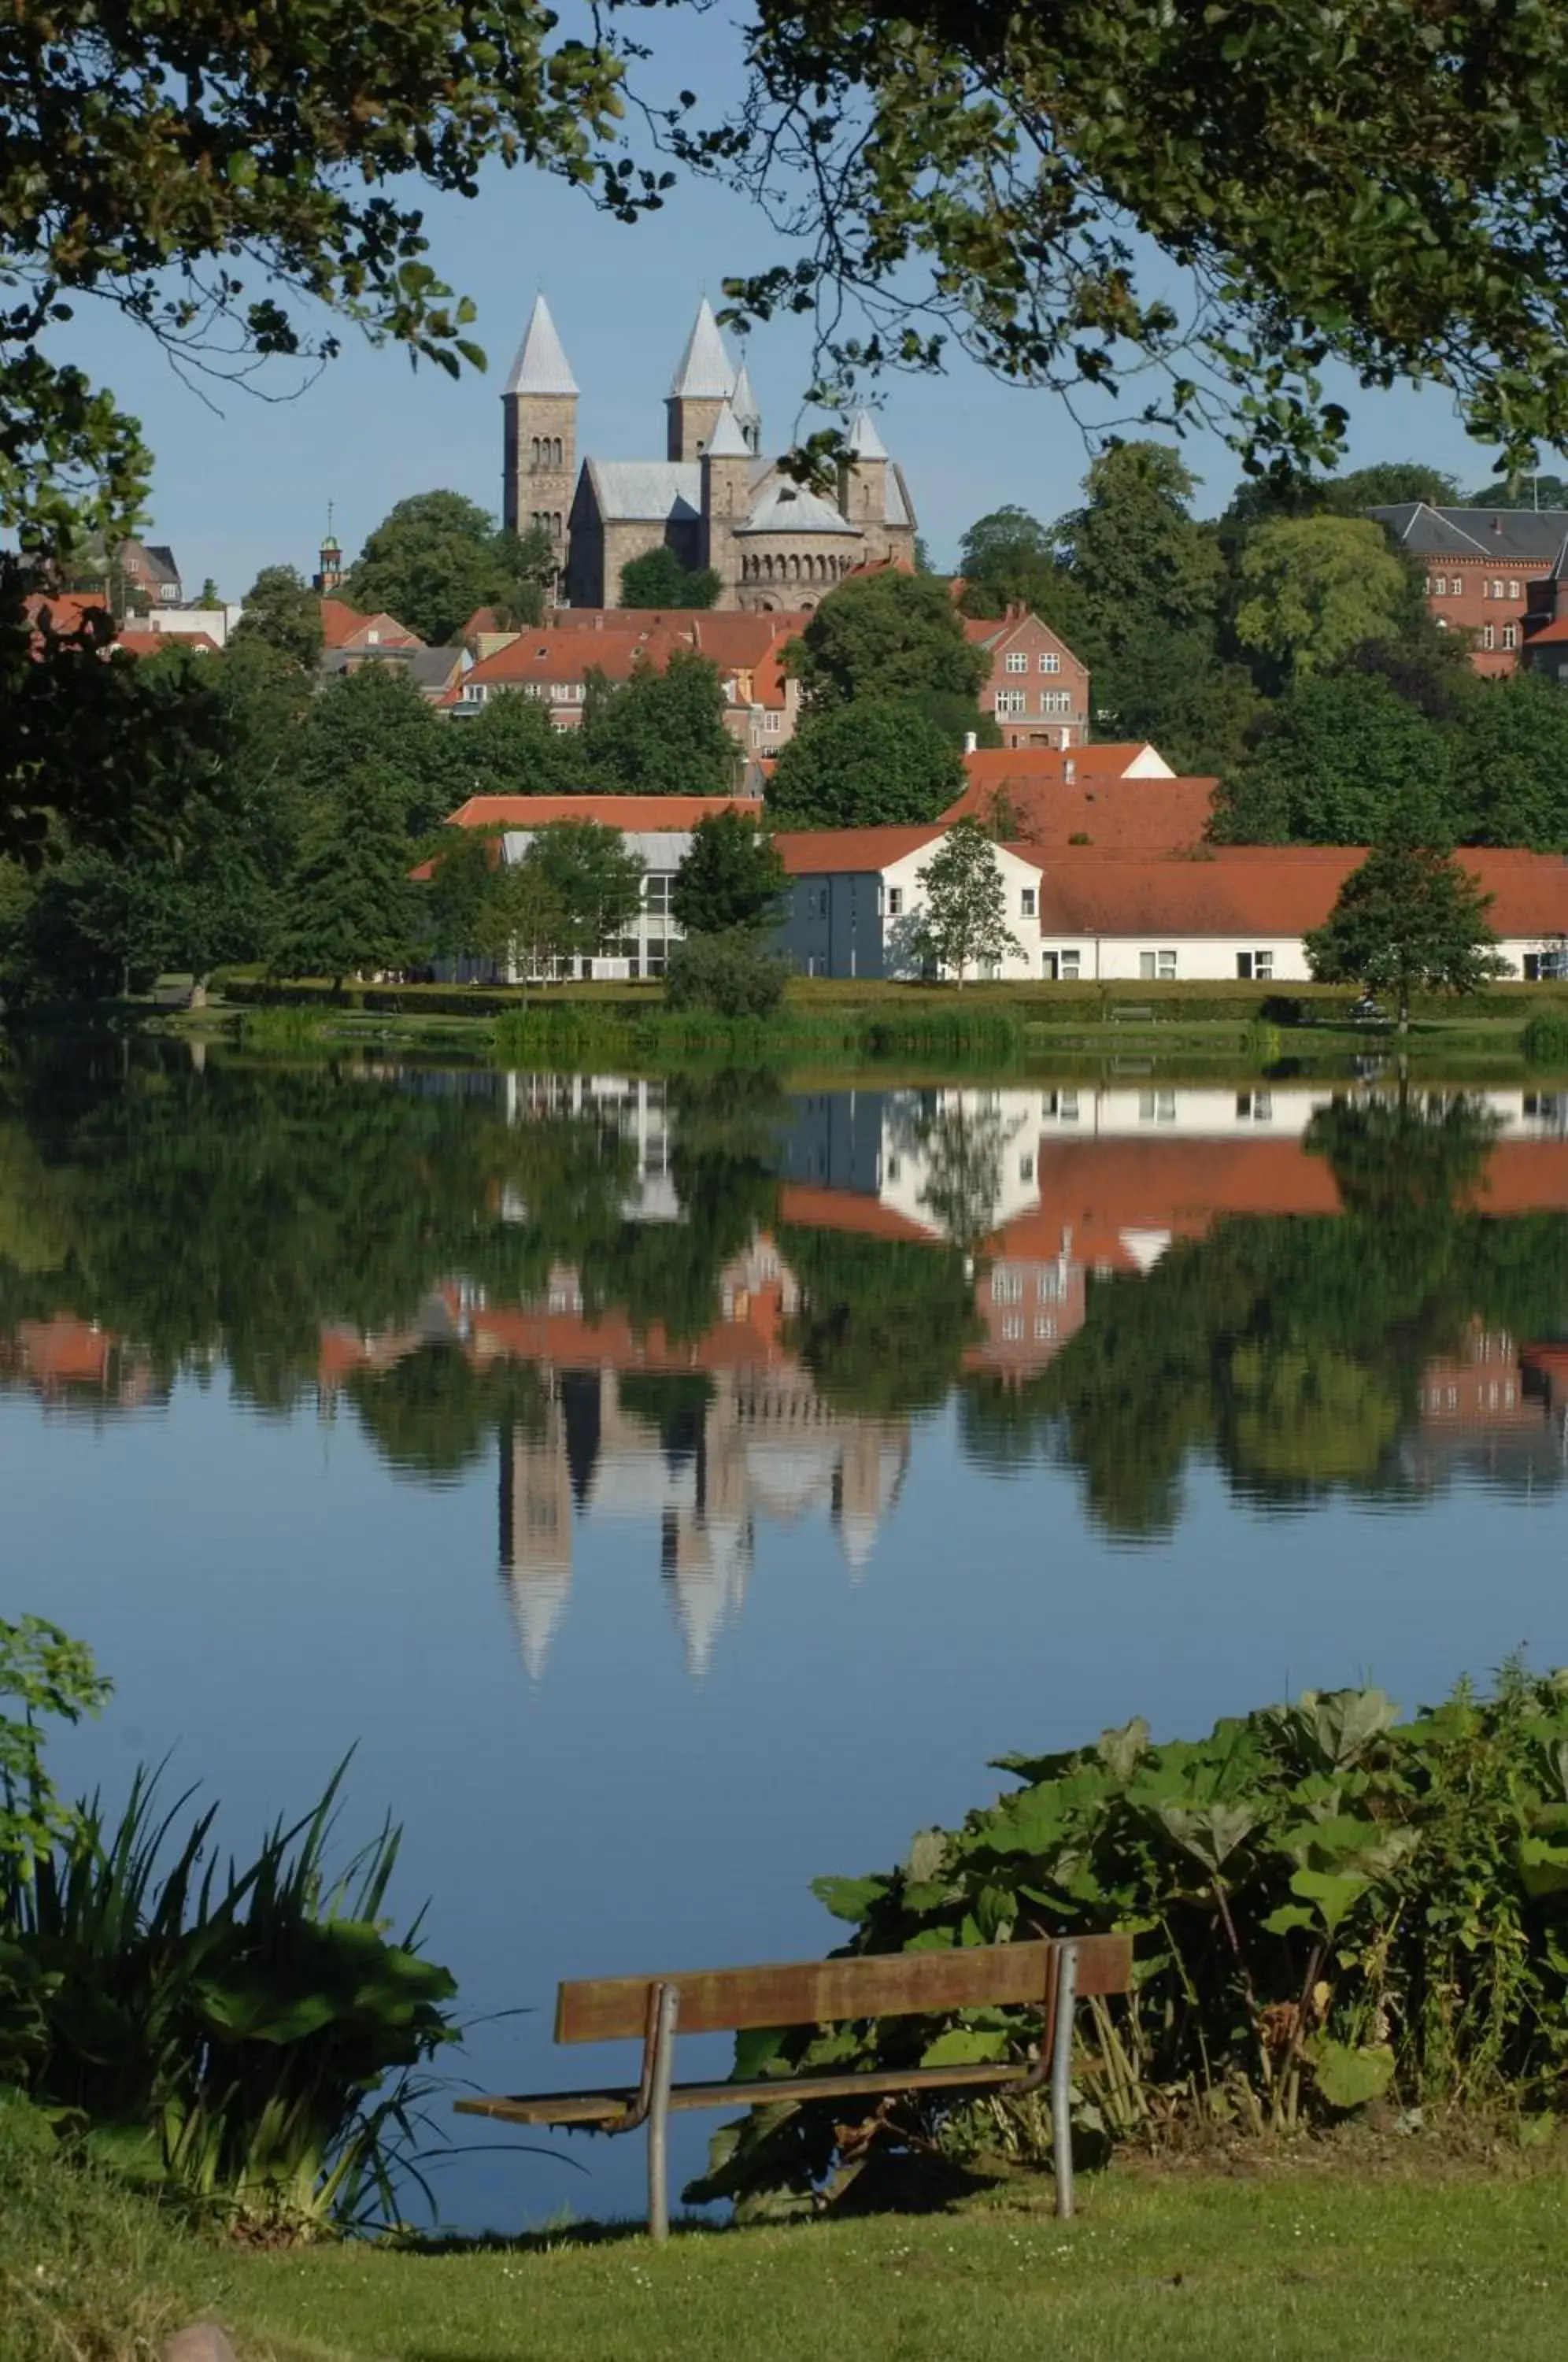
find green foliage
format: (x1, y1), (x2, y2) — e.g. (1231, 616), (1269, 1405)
(690, 1667), (1568, 2216)
(914, 821), (1022, 985)
(346, 493), (549, 645)
(294, 664), (453, 839)
(235, 565), (324, 669)
(618, 545), (722, 609)
(275, 767), (416, 990)
(1217, 672), (1454, 845)
(671, 811), (786, 936)
(1451, 673), (1568, 849)
(0, 1619), (111, 1882)
(1324, 464), (1462, 511)
(786, 572), (989, 716)
(1236, 516), (1412, 679)
(579, 650), (738, 794)
(768, 698), (965, 827)
(1522, 1010), (1568, 1067)
(1307, 845), (1505, 1025)
(518, 820), (644, 965)
(664, 930), (787, 1016)
(778, 1227), (979, 1416)
(1056, 444), (1222, 645)
(448, 690), (590, 802)
(3, 1758), (457, 2236)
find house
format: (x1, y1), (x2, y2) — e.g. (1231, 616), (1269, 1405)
(445, 609), (805, 756)
(501, 293), (918, 609)
(946, 746), (1213, 854)
(963, 608), (1090, 746)
(774, 824), (1045, 981)
(1034, 846), (1568, 983)
(442, 791), (749, 979)
(1366, 502), (1568, 676)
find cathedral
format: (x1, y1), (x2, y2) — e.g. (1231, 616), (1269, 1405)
(501, 294), (919, 612)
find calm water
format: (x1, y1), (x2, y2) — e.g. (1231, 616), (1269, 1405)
(3, 1046), (1566, 2226)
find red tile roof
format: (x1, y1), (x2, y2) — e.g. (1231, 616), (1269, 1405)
(446, 794), (748, 831)
(116, 629), (218, 657)
(1035, 847), (1568, 939)
(320, 600), (423, 650)
(948, 773), (1214, 854)
(773, 824), (948, 874)
(23, 591), (112, 637)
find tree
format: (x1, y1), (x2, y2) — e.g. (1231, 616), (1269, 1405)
(1094, 626), (1264, 778)
(1305, 844), (1504, 1031)
(1450, 675), (1568, 850)
(579, 650), (737, 794)
(233, 565), (324, 670)
(956, 507), (1063, 622)
(1323, 465), (1462, 513)
(671, 812), (786, 936)
(294, 666), (453, 838)
(768, 698), (965, 828)
(422, 825), (504, 963)
(1056, 445), (1222, 644)
(274, 769), (416, 991)
(517, 821), (644, 968)
(1216, 673), (1455, 846)
(786, 572), (989, 716)
(196, 578), (224, 609)
(914, 820), (1022, 987)
(1464, 472), (1568, 509)
(1236, 516), (1413, 678)
(443, 691), (589, 802)
(619, 547), (722, 609)
(346, 493), (549, 645)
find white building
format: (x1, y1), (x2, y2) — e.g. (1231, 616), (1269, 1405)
(775, 824), (1045, 982)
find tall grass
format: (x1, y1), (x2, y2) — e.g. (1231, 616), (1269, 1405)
(1522, 1009), (1568, 1066)
(3, 1761), (458, 2238)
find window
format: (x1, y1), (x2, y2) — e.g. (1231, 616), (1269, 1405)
(1503, 624), (1519, 650)
(1482, 624), (1496, 650)
(1060, 950), (1082, 979)
(1140, 950), (1177, 980)
(1034, 1315), (1057, 1342)
(993, 1268), (1023, 1303)
(1041, 690), (1073, 714)
(1237, 951), (1252, 980)
(1000, 1316), (1024, 1343)
(996, 688), (1027, 716)
(1005, 651), (1030, 674)
(644, 873), (671, 915)
(1019, 1154), (1035, 1183)
(1492, 578), (1505, 600)
(1509, 578), (1522, 599)
(1039, 652), (1061, 674)
(888, 886), (904, 917)
(1256, 950), (1273, 979)
(1021, 887), (1037, 917)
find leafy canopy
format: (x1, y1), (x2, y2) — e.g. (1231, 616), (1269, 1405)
(516, 820), (644, 962)
(234, 565), (324, 671)
(346, 494), (553, 646)
(915, 820), (1023, 986)
(619, 546), (723, 609)
(1306, 844), (1504, 1024)
(786, 572), (989, 716)
(579, 650), (737, 795)
(767, 697), (965, 828)
(1237, 516), (1414, 679)
(671, 811), (786, 935)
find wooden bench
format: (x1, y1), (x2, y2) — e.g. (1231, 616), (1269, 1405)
(1108, 1004), (1155, 1023)
(457, 1934), (1133, 2239)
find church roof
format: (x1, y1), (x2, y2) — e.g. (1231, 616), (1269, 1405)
(730, 359), (760, 427)
(706, 402), (751, 458)
(505, 294), (578, 396)
(669, 298), (736, 400)
(587, 459), (702, 523)
(885, 465), (913, 528)
(738, 480), (857, 535)
(846, 409), (887, 460)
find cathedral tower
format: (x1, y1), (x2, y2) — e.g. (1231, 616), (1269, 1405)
(667, 298), (737, 463)
(501, 295), (578, 590)
(701, 402), (752, 587)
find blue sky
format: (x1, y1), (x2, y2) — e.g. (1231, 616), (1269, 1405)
(46, 17), (1515, 599)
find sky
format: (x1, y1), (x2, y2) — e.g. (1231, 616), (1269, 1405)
(43, 12), (1519, 600)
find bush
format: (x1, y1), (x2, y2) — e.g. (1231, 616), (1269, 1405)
(1522, 1009), (1568, 1066)
(664, 931), (787, 1018)
(690, 1669), (1568, 2218)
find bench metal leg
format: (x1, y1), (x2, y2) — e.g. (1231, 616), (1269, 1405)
(1051, 1940), (1079, 2219)
(645, 1980), (680, 2242)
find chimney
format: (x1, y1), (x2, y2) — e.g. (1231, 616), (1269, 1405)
(594, 612), (604, 631)
(1064, 757), (1076, 785)
(1493, 516), (1504, 536)
(963, 731), (978, 753)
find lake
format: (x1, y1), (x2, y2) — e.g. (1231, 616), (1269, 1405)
(2, 1042), (1566, 2227)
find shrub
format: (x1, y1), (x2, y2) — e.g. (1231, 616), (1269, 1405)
(664, 931), (787, 1017)
(690, 1669), (1568, 2218)
(1522, 1009), (1568, 1066)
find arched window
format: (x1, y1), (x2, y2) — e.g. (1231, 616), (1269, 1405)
(553, 439), (563, 468)
(763, 555), (774, 583)
(787, 553), (799, 582)
(553, 513), (563, 539)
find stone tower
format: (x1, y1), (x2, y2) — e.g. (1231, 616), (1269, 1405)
(501, 294), (578, 589)
(838, 410), (888, 534)
(667, 298), (737, 463)
(701, 402), (753, 589)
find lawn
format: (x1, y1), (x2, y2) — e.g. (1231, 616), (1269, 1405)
(224, 2163), (1568, 2362)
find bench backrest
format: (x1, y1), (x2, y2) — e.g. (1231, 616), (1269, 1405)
(555, 1934), (1133, 2044)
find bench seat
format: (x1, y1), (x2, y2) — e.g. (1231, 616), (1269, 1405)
(457, 2057), (1027, 2128)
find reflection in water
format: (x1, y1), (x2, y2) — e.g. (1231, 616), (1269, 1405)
(2, 1050), (1566, 1675)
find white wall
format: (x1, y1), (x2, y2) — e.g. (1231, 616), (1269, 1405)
(882, 840), (1043, 982)
(1037, 934), (1311, 983)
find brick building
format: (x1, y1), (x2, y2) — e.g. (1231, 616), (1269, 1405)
(963, 607), (1090, 746)
(1366, 502), (1568, 676)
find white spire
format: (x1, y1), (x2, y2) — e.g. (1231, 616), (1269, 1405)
(669, 298), (736, 400)
(846, 409), (888, 460)
(730, 357), (760, 425)
(506, 294), (578, 397)
(705, 402), (750, 458)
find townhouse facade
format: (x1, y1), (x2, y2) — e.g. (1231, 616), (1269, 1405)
(963, 606), (1091, 746)
(1366, 502), (1568, 676)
